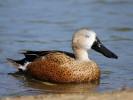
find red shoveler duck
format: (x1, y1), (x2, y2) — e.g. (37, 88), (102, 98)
(7, 28), (118, 83)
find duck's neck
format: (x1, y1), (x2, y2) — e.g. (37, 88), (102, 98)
(73, 47), (90, 61)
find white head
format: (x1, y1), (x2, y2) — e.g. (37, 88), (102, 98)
(72, 28), (96, 51)
(72, 28), (118, 60)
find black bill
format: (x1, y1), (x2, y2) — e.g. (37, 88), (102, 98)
(92, 37), (118, 59)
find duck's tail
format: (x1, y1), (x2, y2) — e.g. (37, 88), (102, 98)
(6, 58), (29, 71)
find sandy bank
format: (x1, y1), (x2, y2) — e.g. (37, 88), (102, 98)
(1, 89), (133, 100)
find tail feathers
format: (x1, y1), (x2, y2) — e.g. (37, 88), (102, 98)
(6, 58), (25, 71)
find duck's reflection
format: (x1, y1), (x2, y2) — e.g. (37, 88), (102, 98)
(9, 72), (100, 94)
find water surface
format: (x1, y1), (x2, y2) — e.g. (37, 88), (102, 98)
(0, 0), (133, 98)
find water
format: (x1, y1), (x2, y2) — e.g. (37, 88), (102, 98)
(0, 0), (133, 98)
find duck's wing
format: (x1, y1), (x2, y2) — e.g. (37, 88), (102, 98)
(7, 50), (75, 71)
(21, 50), (75, 61)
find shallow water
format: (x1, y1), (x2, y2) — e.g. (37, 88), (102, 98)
(0, 0), (133, 98)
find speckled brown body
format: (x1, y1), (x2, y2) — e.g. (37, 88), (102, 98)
(24, 52), (101, 83)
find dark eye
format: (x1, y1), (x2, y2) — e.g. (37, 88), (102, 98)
(85, 35), (89, 38)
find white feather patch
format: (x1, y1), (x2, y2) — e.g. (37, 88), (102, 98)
(19, 61), (31, 70)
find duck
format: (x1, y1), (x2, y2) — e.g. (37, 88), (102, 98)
(7, 28), (118, 83)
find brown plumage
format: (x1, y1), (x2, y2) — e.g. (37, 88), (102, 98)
(7, 28), (118, 83)
(24, 52), (100, 83)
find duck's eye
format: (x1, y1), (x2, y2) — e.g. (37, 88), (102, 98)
(85, 35), (89, 38)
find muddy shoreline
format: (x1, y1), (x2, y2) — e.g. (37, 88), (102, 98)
(1, 89), (133, 100)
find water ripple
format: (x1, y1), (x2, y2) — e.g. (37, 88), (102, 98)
(26, 20), (76, 25)
(109, 28), (133, 32)
(110, 36), (133, 41)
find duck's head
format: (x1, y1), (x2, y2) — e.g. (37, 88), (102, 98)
(72, 28), (118, 59)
